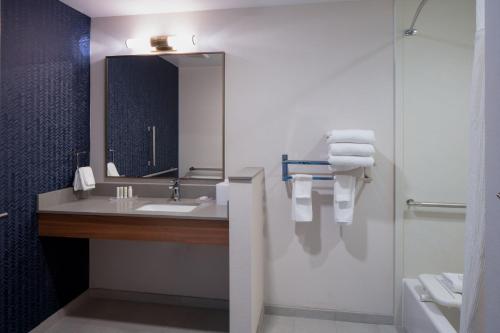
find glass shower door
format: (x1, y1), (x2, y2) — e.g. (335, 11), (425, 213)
(399, 0), (474, 279)
(396, 0), (476, 329)
(395, 0), (476, 328)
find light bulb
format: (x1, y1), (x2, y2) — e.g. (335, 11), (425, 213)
(125, 38), (151, 51)
(168, 34), (197, 51)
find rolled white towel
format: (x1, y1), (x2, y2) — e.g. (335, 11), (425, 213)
(325, 129), (375, 144)
(328, 155), (374, 172)
(329, 143), (375, 157)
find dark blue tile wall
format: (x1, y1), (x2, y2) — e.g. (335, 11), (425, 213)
(107, 56), (179, 177)
(0, 0), (90, 332)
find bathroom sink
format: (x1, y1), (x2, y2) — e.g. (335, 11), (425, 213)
(136, 204), (198, 213)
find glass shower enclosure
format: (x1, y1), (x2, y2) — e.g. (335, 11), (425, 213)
(395, 0), (476, 330)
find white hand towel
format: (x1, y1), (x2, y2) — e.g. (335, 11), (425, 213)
(329, 143), (375, 157)
(107, 162), (120, 177)
(73, 170), (81, 191)
(328, 156), (374, 172)
(325, 129), (375, 144)
(293, 174), (312, 198)
(441, 273), (463, 294)
(334, 175), (356, 224)
(292, 175), (313, 222)
(73, 167), (95, 191)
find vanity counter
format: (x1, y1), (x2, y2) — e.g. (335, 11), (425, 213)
(38, 189), (229, 245)
(38, 195), (228, 221)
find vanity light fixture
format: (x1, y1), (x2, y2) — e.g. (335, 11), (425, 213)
(150, 35), (174, 51)
(125, 34), (197, 52)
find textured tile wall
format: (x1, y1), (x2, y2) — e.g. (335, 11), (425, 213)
(0, 0), (90, 331)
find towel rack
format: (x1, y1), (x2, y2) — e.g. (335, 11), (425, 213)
(75, 151), (88, 168)
(108, 149), (115, 163)
(406, 199), (466, 209)
(281, 154), (372, 182)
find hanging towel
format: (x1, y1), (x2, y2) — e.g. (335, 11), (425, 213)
(328, 156), (374, 172)
(291, 174), (313, 222)
(329, 143), (375, 157)
(334, 175), (356, 224)
(107, 162), (120, 177)
(441, 273), (463, 294)
(73, 166), (95, 191)
(325, 129), (375, 144)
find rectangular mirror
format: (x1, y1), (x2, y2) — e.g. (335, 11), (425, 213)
(105, 52), (224, 180)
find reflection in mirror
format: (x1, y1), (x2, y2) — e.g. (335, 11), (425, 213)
(105, 53), (224, 180)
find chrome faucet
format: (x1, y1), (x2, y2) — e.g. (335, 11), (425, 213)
(169, 179), (180, 201)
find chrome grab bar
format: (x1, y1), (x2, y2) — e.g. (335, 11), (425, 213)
(143, 168), (178, 178)
(0, 212), (8, 219)
(152, 126), (156, 167)
(147, 126), (157, 167)
(406, 199), (466, 209)
(189, 167), (223, 171)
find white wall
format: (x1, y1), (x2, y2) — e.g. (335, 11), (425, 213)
(398, 0), (475, 278)
(89, 240), (229, 299)
(90, 1), (395, 315)
(179, 65), (223, 177)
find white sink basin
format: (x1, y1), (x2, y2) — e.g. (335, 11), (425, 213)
(136, 204), (198, 213)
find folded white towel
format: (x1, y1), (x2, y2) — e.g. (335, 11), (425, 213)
(441, 273), (463, 294)
(292, 174), (313, 222)
(325, 129), (375, 144)
(107, 162), (120, 177)
(329, 143), (375, 157)
(334, 175), (356, 224)
(328, 156), (374, 172)
(73, 166), (95, 191)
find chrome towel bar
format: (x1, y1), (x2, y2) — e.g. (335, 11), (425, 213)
(189, 167), (223, 171)
(74, 151), (88, 168)
(0, 212), (8, 219)
(406, 199), (466, 209)
(143, 168), (178, 178)
(281, 154), (373, 182)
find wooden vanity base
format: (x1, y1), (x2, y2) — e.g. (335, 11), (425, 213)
(38, 213), (229, 246)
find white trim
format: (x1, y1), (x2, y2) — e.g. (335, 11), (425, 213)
(264, 305), (393, 325)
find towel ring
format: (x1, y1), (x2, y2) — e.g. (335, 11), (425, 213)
(108, 149), (115, 163)
(75, 151), (88, 169)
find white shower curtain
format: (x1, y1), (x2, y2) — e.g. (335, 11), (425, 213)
(460, 21), (485, 333)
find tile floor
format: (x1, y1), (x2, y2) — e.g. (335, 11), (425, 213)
(36, 298), (398, 333)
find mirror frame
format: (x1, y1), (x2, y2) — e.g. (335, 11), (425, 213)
(104, 52), (225, 182)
